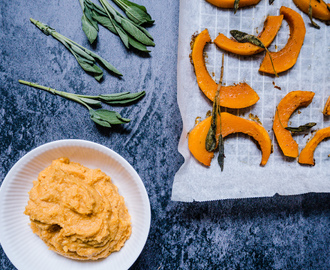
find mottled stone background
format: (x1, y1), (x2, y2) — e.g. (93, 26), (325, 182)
(0, 0), (329, 269)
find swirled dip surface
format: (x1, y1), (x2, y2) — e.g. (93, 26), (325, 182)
(24, 157), (131, 260)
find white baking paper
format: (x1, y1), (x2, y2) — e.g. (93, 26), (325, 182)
(172, 0), (330, 202)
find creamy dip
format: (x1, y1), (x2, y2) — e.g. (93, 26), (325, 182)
(24, 157), (131, 260)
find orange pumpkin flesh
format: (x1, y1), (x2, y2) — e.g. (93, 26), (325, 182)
(206, 0), (261, 9)
(214, 15), (284, 56)
(188, 112), (272, 166)
(323, 96), (330, 115)
(191, 29), (259, 108)
(298, 126), (330, 165)
(293, 0), (330, 21)
(273, 91), (315, 158)
(259, 6), (306, 75)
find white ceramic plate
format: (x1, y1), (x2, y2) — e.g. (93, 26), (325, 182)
(0, 139), (151, 270)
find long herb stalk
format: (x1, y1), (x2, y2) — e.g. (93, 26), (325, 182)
(30, 18), (122, 81)
(230, 30), (278, 77)
(78, 0), (154, 52)
(19, 80), (145, 128)
(205, 54), (225, 171)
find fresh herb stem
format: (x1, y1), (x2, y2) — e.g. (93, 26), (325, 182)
(30, 18), (122, 81)
(18, 80), (145, 127)
(18, 80), (90, 109)
(205, 54), (225, 171)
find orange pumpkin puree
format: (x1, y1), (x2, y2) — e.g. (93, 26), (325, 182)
(24, 157), (131, 260)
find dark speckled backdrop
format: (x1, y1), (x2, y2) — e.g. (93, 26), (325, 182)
(0, 0), (329, 269)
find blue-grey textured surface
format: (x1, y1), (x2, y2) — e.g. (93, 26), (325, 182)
(0, 0), (329, 269)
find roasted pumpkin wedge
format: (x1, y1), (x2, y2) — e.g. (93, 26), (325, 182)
(206, 0), (261, 9)
(273, 91), (315, 158)
(298, 126), (330, 165)
(323, 96), (330, 115)
(293, 0), (330, 21)
(259, 6), (306, 75)
(191, 29), (259, 107)
(188, 112), (272, 166)
(214, 15), (284, 56)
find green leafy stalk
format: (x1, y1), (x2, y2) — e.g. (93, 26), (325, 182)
(285, 122), (317, 133)
(234, 0), (240, 14)
(230, 30), (278, 77)
(30, 18), (121, 81)
(308, 0), (320, 29)
(78, 0), (154, 52)
(205, 54), (225, 171)
(18, 80), (145, 128)
(111, 0), (154, 25)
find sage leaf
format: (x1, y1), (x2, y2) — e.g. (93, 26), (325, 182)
(205, 94), (218, 152)
(99, 91), (146, 105)
(308, 2), (320, 29)
(285, 122), (316, 133)
(79, 97), (102, 107)
(234, 0), (240, 14)
(112, 0), (154, 25)
(93, 13), (116, 33)
(93, 109), (131, 124)
(128, 36), (149, 52)
(120, 18), (155, 46)
(82, 14), (98, 44)
(218, 135), (225, 171)
(230, 30), (265, 48)
(230, 30), (278, 76)
(90, 109), (112, 127)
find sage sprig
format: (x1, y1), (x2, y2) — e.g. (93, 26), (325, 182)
(285, 122), (316, 133)
(205, 54), (225, 171)
(230, 30), (278, 77)
(18, 80), (145, 128)
(30, 18), (121, 81)
(111, 0), (154, 25)
(78, 0), (154, 52)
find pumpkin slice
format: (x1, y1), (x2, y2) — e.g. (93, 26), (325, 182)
(323, 96), (330, 115)
(293, 0), (330, 21)
(298, 126), (330, 165)
(188, 112), (272, 166)
(206, 0), (261, 9)
(214, 15), (284, 56)
(273, 91), (315, 158)
(191, 29), (259, 107)
(259, 6), (306, 75)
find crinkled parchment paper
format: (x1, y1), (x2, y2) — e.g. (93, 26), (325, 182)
(172, 0), (330, 202)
